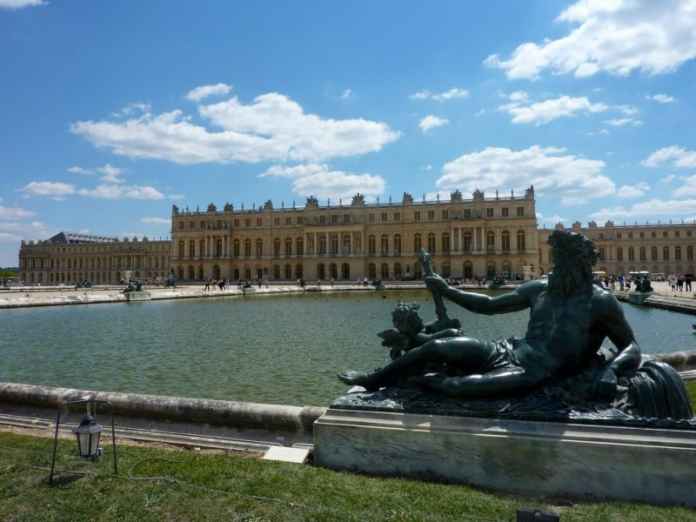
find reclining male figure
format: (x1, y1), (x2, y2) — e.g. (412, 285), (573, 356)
(339, 230), (641, 399)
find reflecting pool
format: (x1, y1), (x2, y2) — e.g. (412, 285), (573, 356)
(1, 291), (693, 405)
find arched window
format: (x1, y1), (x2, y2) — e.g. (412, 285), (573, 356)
(244, 239), (251, 257)
(427, 233), (436, 253)
(188, 265), (195, 280)
(639, 246), (646, 261)
(273, 265), (280, 279)
(318, 263), (326, 280)
(501, 231), (510, 251)
(285, 238), (292, 257)
(274, 238), (281, 258)
(296, 237), (304, 256)
(368, 235), (376, 255)
(486, 231), (495, 251)
(341, 263), (350, 280)
(675, 246), (682, 261)
(329, 263), (338, 280)
(463, 231), (472, 252)
(368, 263), (377, 279)
(486, 262), (496, 278)
(197, 266), (204, 280)
(295, 264), (303, 279)
(393, 263), (402, 279)
(442, 233), (450, 253)
(616, 247), (623, 261)
(651, 246), (658, 261)
(381, 263), (389, 279)
(463, 261), (473, 279)
(628, 247), (634, 261)
(414, 233), (422, 253)
(663, 246), (670, 261)
(516, 230), (526, 251)
(441, 262), (451, 278)
(285, 264), (292, 279)
(255, 239), (263, 258)
(393, 234), (401, 256)
(381, 235), (389, 255)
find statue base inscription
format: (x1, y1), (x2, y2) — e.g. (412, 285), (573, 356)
(314, 407), (696, 507)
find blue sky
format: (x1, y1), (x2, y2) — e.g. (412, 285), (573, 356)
(2, 0), (696, 266)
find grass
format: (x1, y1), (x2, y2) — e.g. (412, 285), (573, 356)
(1, 432), (695, 521)
(687, 379), (696, 409)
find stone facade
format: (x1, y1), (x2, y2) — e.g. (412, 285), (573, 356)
(170, 188), (539, 282)
(21, 188), (696, 284)
(538, 220), (696, 276)
(18, 232), (171, 285)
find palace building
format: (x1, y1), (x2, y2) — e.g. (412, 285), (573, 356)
(18, 186), (696, 284)
(538, 220), (696, 277)
(18, 232), (171, 285)
(169, 188), (539, 282)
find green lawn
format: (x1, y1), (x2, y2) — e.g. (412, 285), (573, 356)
(1, 432), (695, 522)
(688, 379), (696, 410)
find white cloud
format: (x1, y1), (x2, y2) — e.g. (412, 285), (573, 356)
(603, 117), (643, 127)
(590, 198), (696, 221)
(672, 175), (696, 197)
(410, 88), (469, 102)
(419, 115), (449, 133)
(484, 0), (696, 79)
(0, 0), (45, 9)
(646, 93), (676, 104)
(587, 129), (610, 136)
(96, 163), (124, 184)
(437, 145), (614, 206)
(140, 217), (170, 225)
(67, 166), (94, 176)
(661, 174), (676, 184)
(112, 102), (151, 118)
(77, 184), (164, 200)
(617, 182), (650, 198)
(0, 205), (35, 220)
(423, 164), (433, 171)
(340, 89), (352, 100)
(260, 163), (385, 200)
(615, 104), (639, 116)
(508, 91), (529, 102)
(72, 92), (399, 164)
(0, 221), (51, 244)
(21, 181), (76, 198)
(185, 83), (232, 102)
(499, 95), (608, 125)
(642, 146), (696, 169)
(536, 212), (567, 225)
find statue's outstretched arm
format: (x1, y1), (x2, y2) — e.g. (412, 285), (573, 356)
(427, 279), (541, 315)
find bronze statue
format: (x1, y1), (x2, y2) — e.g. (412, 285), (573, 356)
(341, 230), (642, 400)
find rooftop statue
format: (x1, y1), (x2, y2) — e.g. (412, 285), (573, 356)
(339, 230), (693, 423)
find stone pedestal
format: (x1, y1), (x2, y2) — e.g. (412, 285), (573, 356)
(314, 408), (696, 507)
(627, 291), (652, 305)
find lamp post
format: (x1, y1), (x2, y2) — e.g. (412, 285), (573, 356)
(73, 414), (103, 460)
(49, 398), (118, 485)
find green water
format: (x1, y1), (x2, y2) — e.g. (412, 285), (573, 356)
(1, 291), (694, 406)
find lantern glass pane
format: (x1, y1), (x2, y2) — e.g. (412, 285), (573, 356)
(90, 432), (101, 457)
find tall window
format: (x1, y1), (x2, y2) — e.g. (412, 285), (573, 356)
(639, 247), (646, 261)
(628, 247), (634, 261)
(285, 238), (292, 257)
(675, 246), (682, 261)
(380, 235), (389, 255)
(516, 230), (526, 251)
(651, 246), (658, 261)
(393, 234), (401, 255)
(486, 231), (495, 251)
(368, 235), (376, 255)
(274, 238), (281, 258)
(414, 233), (422, 252)
(501, 231), (510, 251)
(296, 237), (304, 256)
(663, 246), (670, 261)
(617, 247), (623, 261)
(255, 239), (263, 258)
(178, 241), (185, 258)
(330, 235), (338, 255)
(244, 239), (251, 257)
(442, 233), (450, 253)
(233, 240), (240, 257)
(463, 232), (472, 252)
(427, 233), (436, 253)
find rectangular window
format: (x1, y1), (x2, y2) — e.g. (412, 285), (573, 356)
(516, 207), (524, 217)
(274, 217), (280, 225)
(393, 212), (400, 221)
(256, 217), (262, 226)
(331, 215), (338, 225)
(369, 214), (375, 223)
(442, 210), (448, 220)
(343, 214), (350, 224)
(502, 208), (509, 217)
(381, 213), (388, 222)
(463, 209), (471, 219)
(286, 217), (292, 225)
(486, 208), (494, 218)
(297, 216), (303, 224)
(320, 215), (326, 225)
(414, 212), (421, 222)
(428, 210), (434, 220)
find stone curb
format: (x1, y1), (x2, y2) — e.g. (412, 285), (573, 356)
(0, 382), (325, 435)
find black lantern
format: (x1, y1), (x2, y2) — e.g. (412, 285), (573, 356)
(73, 414), (103, 459)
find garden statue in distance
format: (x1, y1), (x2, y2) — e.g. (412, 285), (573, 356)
(339, 230), (693, 422)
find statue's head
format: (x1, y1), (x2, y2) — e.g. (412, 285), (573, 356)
(547, 230), (598, 296)
(392, 302), (424, 337)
